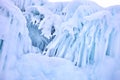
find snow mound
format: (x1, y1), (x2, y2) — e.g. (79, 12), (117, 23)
(16, 53), (88, 80)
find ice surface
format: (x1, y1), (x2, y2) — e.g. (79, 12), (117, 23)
(0, 0), (120, 80)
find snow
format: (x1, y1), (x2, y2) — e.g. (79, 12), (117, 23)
(0, 0), (120, 80)
(16, 53), (88, 80)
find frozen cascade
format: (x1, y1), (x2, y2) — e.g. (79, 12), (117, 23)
(43, 1), (120, 79)
(0, 0), (120, 80)
(45, 9), (120, 67)
(44, 3), (103, 67)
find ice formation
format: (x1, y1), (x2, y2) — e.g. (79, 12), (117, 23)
(0, 0), (120, 80)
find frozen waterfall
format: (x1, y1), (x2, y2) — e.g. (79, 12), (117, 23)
(0, 0), (120, 80)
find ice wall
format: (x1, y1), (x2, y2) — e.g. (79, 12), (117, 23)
(0, 0), (38, 79)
